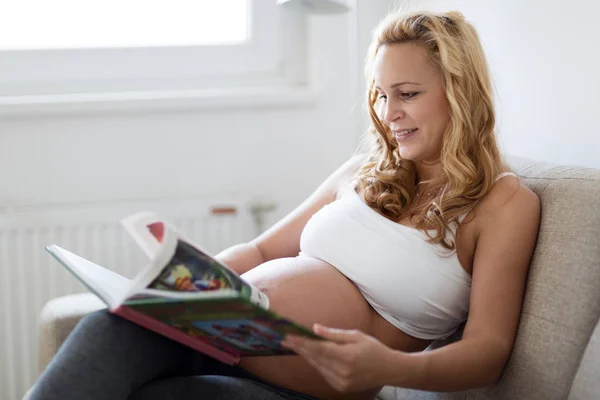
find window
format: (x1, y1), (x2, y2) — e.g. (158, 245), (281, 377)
(0, 0), (310, 111)
(0, 0), (250, 50)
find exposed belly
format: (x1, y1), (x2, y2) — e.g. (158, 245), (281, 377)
(238, 254), (430, 400)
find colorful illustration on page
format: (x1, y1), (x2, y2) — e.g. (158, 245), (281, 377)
(146, 222), (165, 243)
(148, 240), (239, 292)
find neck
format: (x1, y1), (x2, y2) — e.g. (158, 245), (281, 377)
(414, 158), (443, 184)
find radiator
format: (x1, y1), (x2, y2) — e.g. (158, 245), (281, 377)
(0, 196), (257, 400)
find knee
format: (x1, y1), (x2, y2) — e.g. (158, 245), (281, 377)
(73, 308), (184, 355)
(70, 309), (141, 346)
(76, 309), (123, 334)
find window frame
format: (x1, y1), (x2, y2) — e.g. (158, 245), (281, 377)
(0, 1), (315, 116)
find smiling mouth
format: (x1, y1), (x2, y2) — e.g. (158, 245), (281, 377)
(394, 128), (418, 139)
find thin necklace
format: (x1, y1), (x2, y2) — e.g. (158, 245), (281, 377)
(415, 182), (440, 198)
(414, 185), (441, 207)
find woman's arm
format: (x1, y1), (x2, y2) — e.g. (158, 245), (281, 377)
(214, 242), (265, 276)
(384, 181), (541, 391)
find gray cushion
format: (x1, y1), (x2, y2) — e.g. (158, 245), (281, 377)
(37, 293), (106, 375)
(568, 317), (600, 400)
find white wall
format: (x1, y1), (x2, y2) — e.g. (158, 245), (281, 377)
(0, 13), (346, 228)
(421, 0), (600, 168)
(0, 1), (395, 230)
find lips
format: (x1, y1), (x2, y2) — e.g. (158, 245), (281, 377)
(393, 128), (418, 140)
(393, 128), (417, 135)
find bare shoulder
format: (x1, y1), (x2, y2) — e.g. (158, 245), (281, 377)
(332, 153), (369, 198)
(475, 173), (541, 242)
(339, 153), (369, 176)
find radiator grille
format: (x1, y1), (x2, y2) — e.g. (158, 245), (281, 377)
(0, 196), (255, 400)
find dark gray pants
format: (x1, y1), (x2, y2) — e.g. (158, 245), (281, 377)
(29, 309), (320, 400)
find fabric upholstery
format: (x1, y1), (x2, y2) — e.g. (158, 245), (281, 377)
(568, 317), (600, 400)
(37, 294), (106, 375)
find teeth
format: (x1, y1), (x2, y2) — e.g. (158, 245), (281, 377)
(398, 128), (416, 135)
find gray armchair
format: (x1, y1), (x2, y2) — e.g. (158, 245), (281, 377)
(26, 157), (600, 400)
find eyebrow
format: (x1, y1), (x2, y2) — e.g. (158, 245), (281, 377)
(375, 81), (422, 91)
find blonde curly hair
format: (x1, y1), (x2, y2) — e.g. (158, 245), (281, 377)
(355, 9), (504, 251)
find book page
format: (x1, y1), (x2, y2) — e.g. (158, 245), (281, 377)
(147, 237), (269, 309)
(120, 213), (269, 310)
(120, 212), (167, 259)
(120, 214), (180, 299)
(126, 287), (239, 301)
(147, 239), (240, 292)
(46, 245), (132, 309)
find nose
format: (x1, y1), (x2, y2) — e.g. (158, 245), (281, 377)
(381, 99), (404, 125)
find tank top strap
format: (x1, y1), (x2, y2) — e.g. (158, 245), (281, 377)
(494, 171), (518, 183)
(456, 172), (518, 224)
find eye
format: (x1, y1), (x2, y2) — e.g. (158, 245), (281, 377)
(400, 92), (419, 100)
(377, 93), (387, 102)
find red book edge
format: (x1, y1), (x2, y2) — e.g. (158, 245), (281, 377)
(110, 304), (241, 366)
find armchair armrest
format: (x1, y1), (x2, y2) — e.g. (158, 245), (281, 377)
(38, 293), (106, 374)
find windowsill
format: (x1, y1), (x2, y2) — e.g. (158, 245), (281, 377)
(0, 86), (318, 117)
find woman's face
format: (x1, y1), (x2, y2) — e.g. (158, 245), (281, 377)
(373, 42), (451, 163)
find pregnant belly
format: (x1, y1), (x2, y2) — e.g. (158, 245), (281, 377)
(237, 254), (382, 400)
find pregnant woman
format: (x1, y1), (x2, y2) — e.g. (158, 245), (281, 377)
(29, 9), (540, 400)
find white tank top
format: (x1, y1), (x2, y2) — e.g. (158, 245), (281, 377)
(299, 172), (517, 340)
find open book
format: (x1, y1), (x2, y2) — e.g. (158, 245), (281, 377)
(46, 212), (323, 365)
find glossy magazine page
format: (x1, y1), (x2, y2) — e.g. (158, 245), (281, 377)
(147, 237), (269, 309)
(121, 212), (269, 309)
(45, 245), (132, 309)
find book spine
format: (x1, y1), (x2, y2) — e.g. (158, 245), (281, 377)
(110, 305), (240, 366)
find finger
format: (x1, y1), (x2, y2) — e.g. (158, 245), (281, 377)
(290, 345), (347, 389)
(285, 337), (326, 360)
(282, 337), (332, 365)
(313, 324), (364, 344)
(286, 339), (329, 371)
(285, 335), (345, 361)
(282, 334), (323, 351)
(286, 341), (354, 392)
(296, 341), (352, 376)
(300, 356), (352, 394)
(282, 335), (352, 375)
(281, 336), (319, 360)
(280, 334), (307, 350)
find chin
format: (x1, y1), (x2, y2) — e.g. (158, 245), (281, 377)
(399, 148), (440, 164)
(398, 148), (419, 161)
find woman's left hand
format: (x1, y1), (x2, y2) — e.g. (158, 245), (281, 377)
(280, 324), (397, 393)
